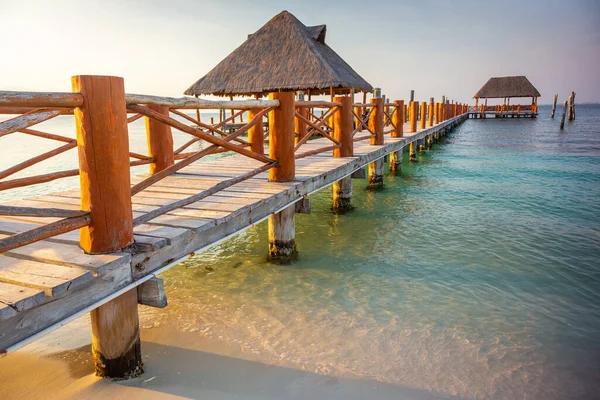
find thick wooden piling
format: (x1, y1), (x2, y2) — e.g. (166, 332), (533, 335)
(72, 75), (140, 380)
(428, 98), (434, 127)
(409, 141), (416, 161)
(389, 149), (403, 172)
(332, 176), (353, 213)
(247, 108), (265, 154)
(144, 105), (174, 174)
(391, 100), (404, 138)
(410, 101), (418, 132)
(368, 96), (384, 188)
(420, 101), (426, 129)
(91, 289), (142, 380)
(268, 205), (297, 262)
(435, 103), (441, 124)
(332, 95), (354, 213)
(72, 75), (133, 253)
(268, 92), (297, 262)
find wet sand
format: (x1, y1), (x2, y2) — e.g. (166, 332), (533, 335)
(0, 313), (447, 400)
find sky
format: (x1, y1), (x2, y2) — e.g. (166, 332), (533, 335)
(1, 0), (599, 104)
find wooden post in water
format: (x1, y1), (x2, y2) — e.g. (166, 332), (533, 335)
(410, 101), (418, 132)
(332, 95), (354, 212)
(389, 100), (404, 172)
(474, 97), (479, 119)
(551, 94), (558, 118)
(409, 141), (416, 160)
(368, 96), (384, 188)
(267, 92), (297, 262)
(420, 101), (426, 129)
(569, 91), (576, 120)
(428, 98), (434, 127)
(144, 105), (174, 174)
(560, 100), (567, 129)
(72, 75), (141, 380)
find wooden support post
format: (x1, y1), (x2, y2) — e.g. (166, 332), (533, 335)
(409, 90), (414, 103)
(435, 103), (441, 124)
(369, 97), (384, 145)
(409, 141), (416, 160)
(268, 92), (295, 181)
(367, 95), (384, 188)
(267, 91), (296, 262)
(332, 176), (353, 213)
(73, 75), (139, 380)
(295, 106), (307, 145)
(410, 101), (418, 132)
(420, 101), (426, 129)
(368, 158), (384, 188)
(268, 205), (297, 262)
(72, 75), (133, 254)
(144, 105), (174, 174)
(389, 149), (403, 172)
(91, 289), (142, 380)
(428, 98), (434, 127)
(333, 96), (353, 157)
(354, 105), (362, 132)
(518, 105), (521, 117)
(248, 108), (265, 154)
(560, 100), (567, 129)
(332, 95), (354, 212)
(391, 100), (404, 138)
(426, 135), (432, 149)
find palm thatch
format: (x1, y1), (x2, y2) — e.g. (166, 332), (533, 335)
(184, 11), (373, 97)
(474, 76), (541, 99)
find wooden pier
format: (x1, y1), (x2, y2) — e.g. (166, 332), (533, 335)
(0, 83), (467, 375)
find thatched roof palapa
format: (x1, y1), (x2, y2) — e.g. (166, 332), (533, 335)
(184, 11), (373, 97)
(474, 76), (541, 99)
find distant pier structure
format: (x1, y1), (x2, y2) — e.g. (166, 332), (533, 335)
(470, 76), (541, 118)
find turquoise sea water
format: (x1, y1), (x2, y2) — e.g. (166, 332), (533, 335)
(143, 105), (600, 399)
(1, 106), (599, 398)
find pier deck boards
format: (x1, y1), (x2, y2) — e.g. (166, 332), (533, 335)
(0, 115), (466, 352)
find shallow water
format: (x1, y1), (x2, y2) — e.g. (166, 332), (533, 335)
(3, 106), (600, 399)
(142, 105), (600, 399)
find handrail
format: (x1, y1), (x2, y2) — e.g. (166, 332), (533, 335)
(0, 91), (84, 108)
(125, 93), (279, 110)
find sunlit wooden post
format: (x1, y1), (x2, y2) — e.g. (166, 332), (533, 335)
(409, 141), (416, 161)
(72, 75), (141, 380)
(267, 91), (297, 262)
(331, 95), (354, 212)
(410, 101), (418, 132)
(389, 100), (404, 171)
(145, 105), (174, 174)
(295, 92), (307, 145)
(247, 108), (265, 154)
(428, 97), (434, 127)
(420, 101), (426, 129)
(367, 95), (384, 188)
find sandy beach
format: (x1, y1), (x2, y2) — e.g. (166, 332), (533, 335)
(0, 312), (444, 400)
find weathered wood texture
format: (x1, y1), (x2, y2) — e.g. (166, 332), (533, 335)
(73, 75), (134, 253)
(137, 277), (167, 308)
(145, 105), (174, 174)
(333, 96), (353, 157)
(268, 92), (295, 182)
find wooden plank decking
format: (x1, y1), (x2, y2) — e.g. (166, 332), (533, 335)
(0, 114), (467, 353)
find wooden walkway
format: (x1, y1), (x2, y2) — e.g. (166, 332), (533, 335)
(0, 114), (466, 353)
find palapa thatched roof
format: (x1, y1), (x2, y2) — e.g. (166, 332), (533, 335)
(184, 11), (373, 96)
(474, 76), (541, 99)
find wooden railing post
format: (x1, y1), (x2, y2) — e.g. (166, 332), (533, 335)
(332, 95), (354, 213)
(295, 92), (307, 145)
(428, 98), (434, 127)
(145, 105), (174, 174)
(389, 100), (404, 172)
(391, 100), (404, 138)
(367, 96), (384, 188)
(267, 91), (297, 262)
(247, 108), (265, 155)
(420, 101), (426, 129)
(72, 75), (141, 380)
(410, 101), (418, 132)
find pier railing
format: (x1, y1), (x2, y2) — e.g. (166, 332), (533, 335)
(0, 76), (469, 255)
